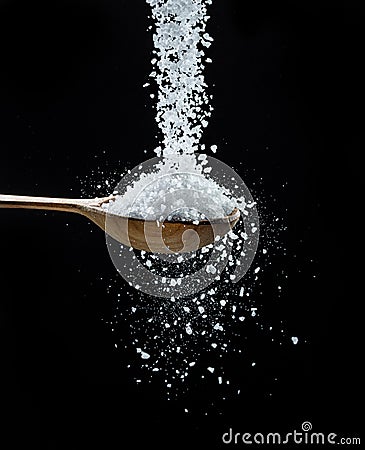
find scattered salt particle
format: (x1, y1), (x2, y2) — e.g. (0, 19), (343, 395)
(198, 306), (205, 314)
(165, 323), (170, 328)
(252, 362), (256, 366)
(141, 351), (150, 360)
(239, 316), (245, 322)
(186, 325), (193, 335)
(211, 343), (217, 348)
(254, 267), (261, 274)
(210, 144), (217, 153)
(183, 306), (190, 313)
(220, 300), (226, 306)
(230, 274), (236, 281)
(184, 409), (189, 413)
(189, 362), (196, 367)
(239, 287), (244, 297)
(263, 249), (267, 254)
(207, 367), (215, 373)
(218, 377), (222, 384)
(206, 264), (217, 274)
(291, 336), (299, 345)
(177, 255), (183, 263)
(167, 384), (171, 388)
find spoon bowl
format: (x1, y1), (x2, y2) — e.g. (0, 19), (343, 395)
(0, 194), (240, 253)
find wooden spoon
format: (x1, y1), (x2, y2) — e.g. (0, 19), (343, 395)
(0, 194), (240, 253)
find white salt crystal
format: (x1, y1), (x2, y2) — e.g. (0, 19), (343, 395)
(239, 287), (244, 297)
(206, 264), (217, 274)
(141, 351), (150, 360)
(291, 336), (299, 345)
(186, 325), (193, 335)
(207, 367), (215, 373)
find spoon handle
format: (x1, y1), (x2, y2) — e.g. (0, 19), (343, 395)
(0, 194), (89, 213)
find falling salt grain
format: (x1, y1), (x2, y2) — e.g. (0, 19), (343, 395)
(291, 336), (299, 345)
(141, 351), (150, 360)
(207, 367), (215, 373)
(206, 264), (217, 274)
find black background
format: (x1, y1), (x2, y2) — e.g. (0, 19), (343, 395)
(0, 0), (360, 448)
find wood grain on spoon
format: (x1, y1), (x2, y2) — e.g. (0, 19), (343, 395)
(0, 194), (240, 253)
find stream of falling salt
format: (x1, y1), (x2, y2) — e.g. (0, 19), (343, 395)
(78, 0), (300, 410)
